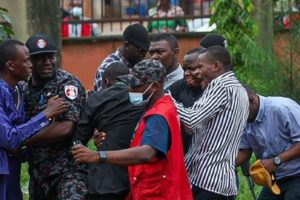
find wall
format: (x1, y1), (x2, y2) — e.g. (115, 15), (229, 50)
(62, 34), (203, 90)
(0, 0), (29, 42)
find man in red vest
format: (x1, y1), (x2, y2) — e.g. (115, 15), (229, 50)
(72, 59), (192, 199)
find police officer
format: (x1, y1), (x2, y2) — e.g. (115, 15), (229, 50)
(0, 39), (68, 200)
(24, 34), (87, 199)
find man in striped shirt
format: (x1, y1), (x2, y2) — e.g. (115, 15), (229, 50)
(175, 46), (249, 200)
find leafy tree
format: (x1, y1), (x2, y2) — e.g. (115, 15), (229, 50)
(0, 6), (14, 41)
(209, 0), (297, 99)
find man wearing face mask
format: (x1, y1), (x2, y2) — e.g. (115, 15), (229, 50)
(94, 23), (150, 91)
(73, 62), (144, 200)
(72, 59), (192, 199)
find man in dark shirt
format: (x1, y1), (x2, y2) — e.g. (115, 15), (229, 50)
(168, 47), (205, 153)
(72, 59), (192, 199)
(24, 33), (87, 200)
(73, 62), (144, 200)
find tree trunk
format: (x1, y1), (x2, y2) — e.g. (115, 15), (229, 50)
(253, 0), (274, 54)
(26, 0), (62, 64)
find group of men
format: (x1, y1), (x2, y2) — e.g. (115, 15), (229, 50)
(0, 22), (300, 200)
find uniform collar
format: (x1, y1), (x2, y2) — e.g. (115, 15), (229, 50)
(254, 95), (265, 123)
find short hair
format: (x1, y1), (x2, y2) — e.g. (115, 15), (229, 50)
(186, 47), (206, 56)
(102, 62), (130, 81)
(151, 33), (178, 50)
(0, 40), (24, 71)
(203, 46), (232, 71)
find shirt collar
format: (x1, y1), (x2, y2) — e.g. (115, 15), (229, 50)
(214, 71), (234, 82)
(254, 95), (265, 123)
(116, 48), (131, 68)
(166, 64), (183, 80)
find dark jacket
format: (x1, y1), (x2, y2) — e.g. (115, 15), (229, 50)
(74, 82), (144, 195)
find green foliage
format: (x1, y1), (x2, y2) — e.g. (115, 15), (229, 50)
(21, 163), (29, 200)
(210, 0), (300, 101)
(0, 6), (14, 41)
(278, 21), (300, 101)
(210, 0), (277, 94)
(210, 0), (258, 65)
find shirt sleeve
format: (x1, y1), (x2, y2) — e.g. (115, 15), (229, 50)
(141, 115), (170, 157)
(0, 106), (49, 149)
(73, 96), (96, 145)
(278, 101), (300, 143)
(59, 77), (86, 123)
(94, 61), (111, 91)
(239, 130), (251, 149)
(176, 82), (228, 131)
(94, 64), (103, 91)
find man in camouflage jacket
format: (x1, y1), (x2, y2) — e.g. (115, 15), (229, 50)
(24, 34), (87, 200)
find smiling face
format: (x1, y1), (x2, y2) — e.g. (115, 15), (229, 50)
(182, 52), (202, 88)
(10, 45), (33, 82)
(30, 52), (57, 84)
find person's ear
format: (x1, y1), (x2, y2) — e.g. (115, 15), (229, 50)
(6, 61), (14, 71)
(249, 95), (255, 105)
(124, 41), (130, 48)
(213, 60), (223, 72)
(101, 78), (110, 89)
(151, 81), (160, 92)
(172, 48), (179, 58)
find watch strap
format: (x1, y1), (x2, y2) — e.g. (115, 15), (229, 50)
(274, 156), (282, 166)
(98, 151), (107, 162)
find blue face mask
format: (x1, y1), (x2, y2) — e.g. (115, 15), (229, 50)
(129, 83), (153, 106)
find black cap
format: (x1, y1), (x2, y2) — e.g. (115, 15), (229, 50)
(200, 33), (228, 48)
(123, 23), (150, 51)
(26, 34), (57, 55)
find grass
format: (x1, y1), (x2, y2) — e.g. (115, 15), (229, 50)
(21, 142), (261, 200)
(21, 165), (261, 200)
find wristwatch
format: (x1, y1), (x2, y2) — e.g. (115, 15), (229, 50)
(98, 151), (107, 162)
(273, 156), (282, 166)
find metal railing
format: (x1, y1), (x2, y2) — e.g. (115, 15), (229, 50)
(61, 0), (215, 38)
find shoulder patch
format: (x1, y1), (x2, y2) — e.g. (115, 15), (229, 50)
(64, 85), (78, 100)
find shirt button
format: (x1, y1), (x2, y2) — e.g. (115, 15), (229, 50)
(133, 176), (137, 181)
(163, 175), (166, 179)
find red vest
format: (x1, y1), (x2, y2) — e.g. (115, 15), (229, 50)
(128, 95), (193, 200)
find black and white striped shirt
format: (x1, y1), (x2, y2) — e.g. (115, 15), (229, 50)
(176, 71), (249, 196)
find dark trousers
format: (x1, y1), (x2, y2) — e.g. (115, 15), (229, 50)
(88, 190), (129, 200)
(258, 176), (300, 200)
(192, 185), (235, 200)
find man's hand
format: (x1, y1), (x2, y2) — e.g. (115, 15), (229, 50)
(7, 147), (21, 157)
(43, 95), (69, 118)
(93, 130), (106, 148)
(72, 144), (99, 164)
(261, 158), (277, 174)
